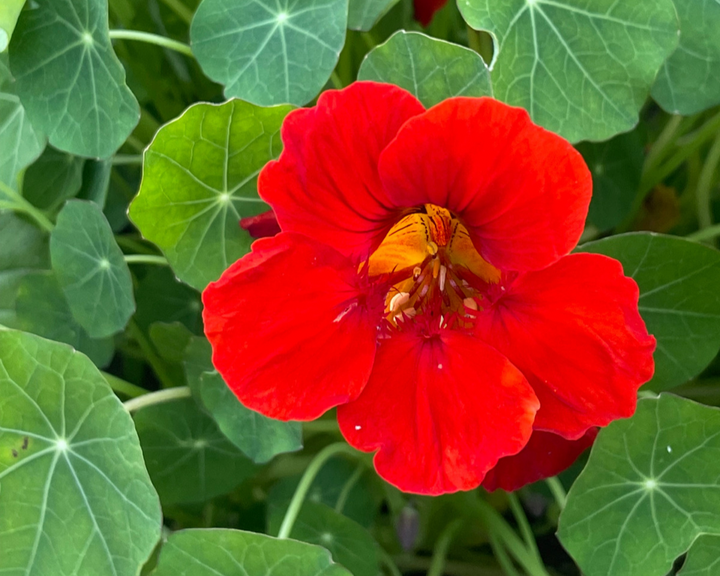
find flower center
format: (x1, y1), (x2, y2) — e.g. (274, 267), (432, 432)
(367, 204), (500, 329)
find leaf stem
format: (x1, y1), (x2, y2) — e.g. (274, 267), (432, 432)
(102, 371), (148, 398)
(277, 442), (357, 539)
(108, 30), (194, 58)
(507, 492), (541, 561)
(687, 223), (720, 242)
(488, 533), (521, 576)
(123, 386), (191, 412)
(115, 235), (159, 255)
(545, 476), (568, 509)
(379, 548), (403, 576)
(124, 254), (169, 266)
(126, 319), (178, 389)
(112, 154), (143, 166)
(157, 0), (194, 24)
(0, 181), (55, 232)
(643, 115), (684, 176)
(696, 131), (720, 230)
(428, 519), (463, 576)
(334, 464), (364, 513)
(330, 70), (343, 90)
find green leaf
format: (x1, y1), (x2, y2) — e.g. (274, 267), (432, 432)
(9, 0), (140, 158)
(129, 100), (291, 290)
(268, 501), (380, 576)
(153, 529), (352, 576)
(76, 159), (112, 208)
(0, 67), (45, 190)
(457, 0), (679, 142)
(134, 267), (202, 333)
(23, 146), (85, 210)
(190, 0), (347, 106)
(149, 321), (194, 364)
(358, 30), (492, 108)
(50, 200), (135, 338)
(678, 535), (720, 576)
(558, 394), (720, 576)
(133, 397), (257, 505)
(15, 271), (115, 367)
(348, 0), (397, 31)
(0, 1), (22, 52)
(581, 233), (720, 391)
(652, 0), (720, 115)
(0, 212), (49, 329)
(0, 328), (162, 576)
(184, 337), (302, 464)
(576, 129), (643, 231)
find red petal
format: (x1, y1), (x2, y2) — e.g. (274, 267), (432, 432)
(239, 209), (281, 239)
(482, 429), (598, 493)
(337, 329), (539, 495)
(202, 233), (380, 421)
(378, 97), (591, 272)
(260, 82), (425, 262)
(413, 0), (448, 26)
(475, 253), (656, 439)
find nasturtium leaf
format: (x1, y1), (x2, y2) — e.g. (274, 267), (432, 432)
(129, 100), (292, 290)
(0, 329), (162, 576)
(268, 501), (380, 576)
(348, 0), (397, 31)
(0, 61), (45, 190)
(15, 272), (115, 367)
(184, 337), (302, 464)
(0, 213), (48, 329)
(23, 147), (85, 210)
(576, 129), (643, 231)
(191, 0), (347, 106)
(581, 233), (720, 391)
(0, 0), (25, 52)
(558, 394), (720, 576)
(134, 267), (202, 333)
(50, 200), (135, 338)
(652, 0), (720, 115)
(9, 0), (140, 158)
(153, 528), (352, 576)
(76, 159), (112, 208)
(133, 397), (257, 505)
(457, 0), (679, 142)
(358, 30), (492, 107)
(678, 535), (720, 576)
(149, 322), (194, 364)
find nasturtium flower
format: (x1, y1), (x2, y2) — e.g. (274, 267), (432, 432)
(203, 82), (655, 495)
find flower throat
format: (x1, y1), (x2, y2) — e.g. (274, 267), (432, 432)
(366, 204), (500, 330)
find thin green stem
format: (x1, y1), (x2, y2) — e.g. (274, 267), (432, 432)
(124, 254), (169, 266)
(115, 235), (159, 255)
(123, 386), (191, 412)
(334, 465), (363, 513)
(101, 371), (148, 399)
(330, 70), (343, 90)
(507, 493), (541, 562)
(643, 115), (683, 175)
(379, 549), (403, 576)
(108, 30), (194, 58)
(360, 31), (376, 52)
(687, 223), (720, 242)
(488, 533), (521, 576)
(545, 477), (568, 510)
(125, 135), (146, 153)
(696, 131), (720, 230)
(112, 154), (142, 166)
(277, 443), (356, 539)
(428, 519), (463, 576)
(157, 0), (193, 24)
(0, 181), (54, 232)
(126, 319), (178, 389)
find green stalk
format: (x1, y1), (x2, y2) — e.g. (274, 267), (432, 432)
(123, 386), (191, 412)
(334, 465), (364, 513)
(507, 493), (541, 561)
(108, 30), (194, 58)
(428, 519), (463, 576)
(545, 477), (568, 509)
(696, 131), (720, 230)
(126, 319), (178, 389)
(379, 549), (403, 576)
(277, 443), (357, 539)
(687, 223), (720, 242)
(101, 371), (148, 399)
(124, 254), (169, 266)
(0, 181), (54, 232)
(488, 533), (521, 576)
(112, 155), (143, 166)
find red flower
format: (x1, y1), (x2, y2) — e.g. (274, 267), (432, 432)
(203, 82), (655, 495)
(413, 0), (448, 26)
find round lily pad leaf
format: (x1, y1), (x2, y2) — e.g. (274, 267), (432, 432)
(558, 394), (720, 576)
(50, 200), (135, 339)
(678, 535), (720, 576)
(576, 129), (644, 231)
(458, 0), (679, 142)
(581, 233), (720, 391)
(129, 100), (292, 290)
(348, 0), (397, 31)
(9, 0), (140, 158)
(184, 337), (302, 464)
(652, 0), (720, 115)
(15, 271), (115, 367)
(0, 59), (45, 190)
(0, 328), (162, 576)
(133, 397), (257, 505)
(23, 146), (85, 211)
(153, 528), (352, 576)
(191, 0), (347, 106)
(358, 30), (492, 108)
